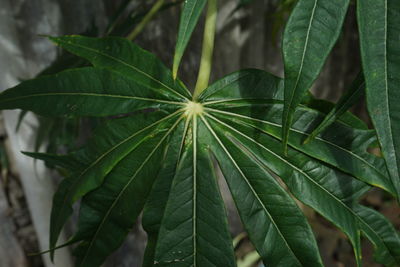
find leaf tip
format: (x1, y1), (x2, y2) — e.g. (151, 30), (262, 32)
(282, 140), (288, 156)
(303, 134), (314, 145)
(21, 151), (32, 157)
(47, 36), (61, 46)
(38, 34), (52, 39)
(172, 57), (180, 80)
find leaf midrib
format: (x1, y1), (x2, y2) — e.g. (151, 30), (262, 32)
(79, 115), (185, 266)
(69, 110), (181, 195)
(175, 0), (199, 66)
(55, 39), (191, 100)
(204, 107), (389, 186)
(199, 115), (304, 266)
(203, 99), (369, 133)
(283, 0), (319, 127)
(51, 111), (181, 247)
(198, 72), (252, 100)
(192, 114), (198, 267)
(206, 113), (367, 237)
(381, 0), (399, 191)
(334, 81), (365, 116)
(356, 206), (400, 265)
(0, 92), (185, 106)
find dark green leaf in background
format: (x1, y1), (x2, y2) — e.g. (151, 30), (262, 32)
(282, 0), (350, 152)
(173, 0), (207, 79)
(358, 0), (400, 200)
(304, 72), (365, 144)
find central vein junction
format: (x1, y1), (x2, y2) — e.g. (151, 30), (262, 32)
(184, 101), (204, 117)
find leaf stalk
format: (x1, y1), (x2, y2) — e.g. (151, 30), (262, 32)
(127, 0), (165, 41)
(193, 0), (218, 100)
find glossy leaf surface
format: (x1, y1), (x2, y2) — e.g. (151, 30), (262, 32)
(304, 73), (365, 144)
(354, 205), (400, 266)
(154, 121), (235, 266)
(201, 70), (394, 195)
(1, 36), (399, 267)
(282, 0), (350, 152)
(71, 116), (181, 267)
(49, 36), (192, 100)
(173, 0), (207, 79)
(358, 0), (400, 199)
(202, 116), (323, 267)
(53, 111), (180, 259)
(0, 67), (182, 117)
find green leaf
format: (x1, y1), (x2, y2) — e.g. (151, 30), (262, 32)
(198, 69), (283, 103)
(357, 0), (400, 199)
(173, 0), (207, 79)
(201, 116), (323, 267)
(201, 70), (394, 195)
(142, 119), (189, 267)
(49, 36), (192, 100)
(304, 98), (368, 130)
(15, 110), (28, 131)
(354, 205), (400, 266)
(154, 117), (235, 266)
(203, 113), (366, 266)
(71, 115), (184, 267)
(2, 36), (398, 267)
(49, 111), (180, 258)
(304, 72), (365, 144)
(0, 67), (182, 117)
(205, 105), (394, 195)
(22, 152), (84, 170)
(282, 0), (350, 152)
(38, 50), (88, 76)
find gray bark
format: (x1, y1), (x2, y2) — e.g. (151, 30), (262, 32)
(0, 0), (109, 266)
(0, 118), (28, 267)
(0, 188), (27, 267)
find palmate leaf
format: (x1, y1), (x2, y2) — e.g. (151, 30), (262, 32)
(1, 36), (399, 267)
(357, 0), (400, 200)
(282, 0), (350, 152)
(199, 70), (395, 195)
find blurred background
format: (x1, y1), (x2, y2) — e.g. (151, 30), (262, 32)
(0, 0), (398, 266)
